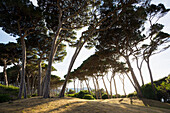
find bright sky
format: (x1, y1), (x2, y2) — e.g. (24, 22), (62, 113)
(0, 0), (170, 95)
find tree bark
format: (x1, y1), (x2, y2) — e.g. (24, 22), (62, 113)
(43, 23), (62, 98)
(18, 37), (27, 99)
(73, 78), (76, 93)
(102, 76), (109, 99)
(145, 59), (157, 99)
(135, 56), (144, 86)
(3, 59), (8, 86)
(92, 77), (98, 99)
(38, 57), (42, 96)
(113, 76), (118, 98)
(85, 79), (91, 95)
(26, 75), (31, 96)
(125, 56), (143, 98)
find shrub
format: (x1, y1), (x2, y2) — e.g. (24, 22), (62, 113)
(142, 83), (157, 100)
(0, 94), (11, 103)
(102, 93), (109, 99)
(68, 89), (75, 94)
(127, 92), (137, 98)
(83, 94), (95, 100)
(77, 90), (89, 99)
(67, 94), (75, 97)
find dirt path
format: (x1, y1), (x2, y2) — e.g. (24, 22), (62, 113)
(0, 97), (170, 113)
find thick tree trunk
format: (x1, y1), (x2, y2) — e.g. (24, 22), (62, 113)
(125, 56), (143, 98)
(38, 57), (42, 96)
(43, 24), (61, 98)
(146, 59), (157, 99)
(18, 37), (27, 99)
(3, 60), (8, 86)
(92, 77), (98, 99)
(85, 79), (91, 95)
(102, 76), (109, 99)
(113, 76), (118, 98)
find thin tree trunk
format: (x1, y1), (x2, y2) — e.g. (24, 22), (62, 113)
(102, 76), (109, 99)
(119, 75), (126, 96)
(135, 56), (144, 86)
(59, 37), (86, 97)
(92, 77), (98, 99)
(113, 76), (118, 98)
(125, 56), (143, 98)
(110, 80), (112, 98)
(38, 57), (42, 96)
(95, 77), (102, 99)
(73, 78), (76, 93)
(27, 75), (31, 96)
(43, 23), (62, 98)
(18, 37), (27, 99)
(3, 60), (8, 86)
(146, 59), (157, 99)
(85, 79), (91, 95)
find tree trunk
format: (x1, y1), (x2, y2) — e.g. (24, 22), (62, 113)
(110, 80), (112, 98)
(3, 60), (8, 86)
(95, 77), (102, 99)
(135, 56), (144, 86)
(92, 77), (98, 99)
(102, 76), (109, 99)
(18, 37), (27, 99)
(27, 75), (31, 96)
(43, 23), (62, 98)
(125, 56), (143, 98)
(113, 76), (118, 98)
(146, 59), (157, 99)
(85, 79), (91, 95)
(73, 78), (76, 93)
(38, 57), (42, 96)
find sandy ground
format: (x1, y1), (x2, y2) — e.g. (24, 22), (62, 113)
(0, 97), (170, 113)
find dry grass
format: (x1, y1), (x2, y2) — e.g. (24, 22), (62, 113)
(0, 97), (170, 113)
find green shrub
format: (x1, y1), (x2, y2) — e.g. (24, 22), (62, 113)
(32, 94), (38, 97)
(127, 92), (137, 98)
(102, 93), (109, 99)
(0, 94), (11, 103)
(77, 90), (89, 99)
(67, 94), (75, 97)
(142, 83), (157, 100)
(68, 89), (75, 94)
(83, 94), (95, 100)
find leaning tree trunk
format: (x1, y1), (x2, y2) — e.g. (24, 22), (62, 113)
(113, 76), (118, 98)
(85, 79), (91, 95)
(125, 56), (143, 98)
(102, 76), (110, 99)
(95, 77), (102, 99)
(59, 37), (86, 97)
(3, 59), (8, 86)
(145, 58), (157, 99)
(135, 56), (144, 86)
(43, 23), (62, 98)
(18, 37), (27, 99)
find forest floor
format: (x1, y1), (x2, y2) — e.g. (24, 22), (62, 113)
(0, 97), (170, 113)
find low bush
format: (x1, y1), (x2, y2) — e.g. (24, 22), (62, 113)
(83, 94), (95, 100)
(102, 93), (109, 99)
(0, 94), (11, 103)
(127, 92), (137, 98)
(76, 90), (89, 99)
(67, 94), (75, 97)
